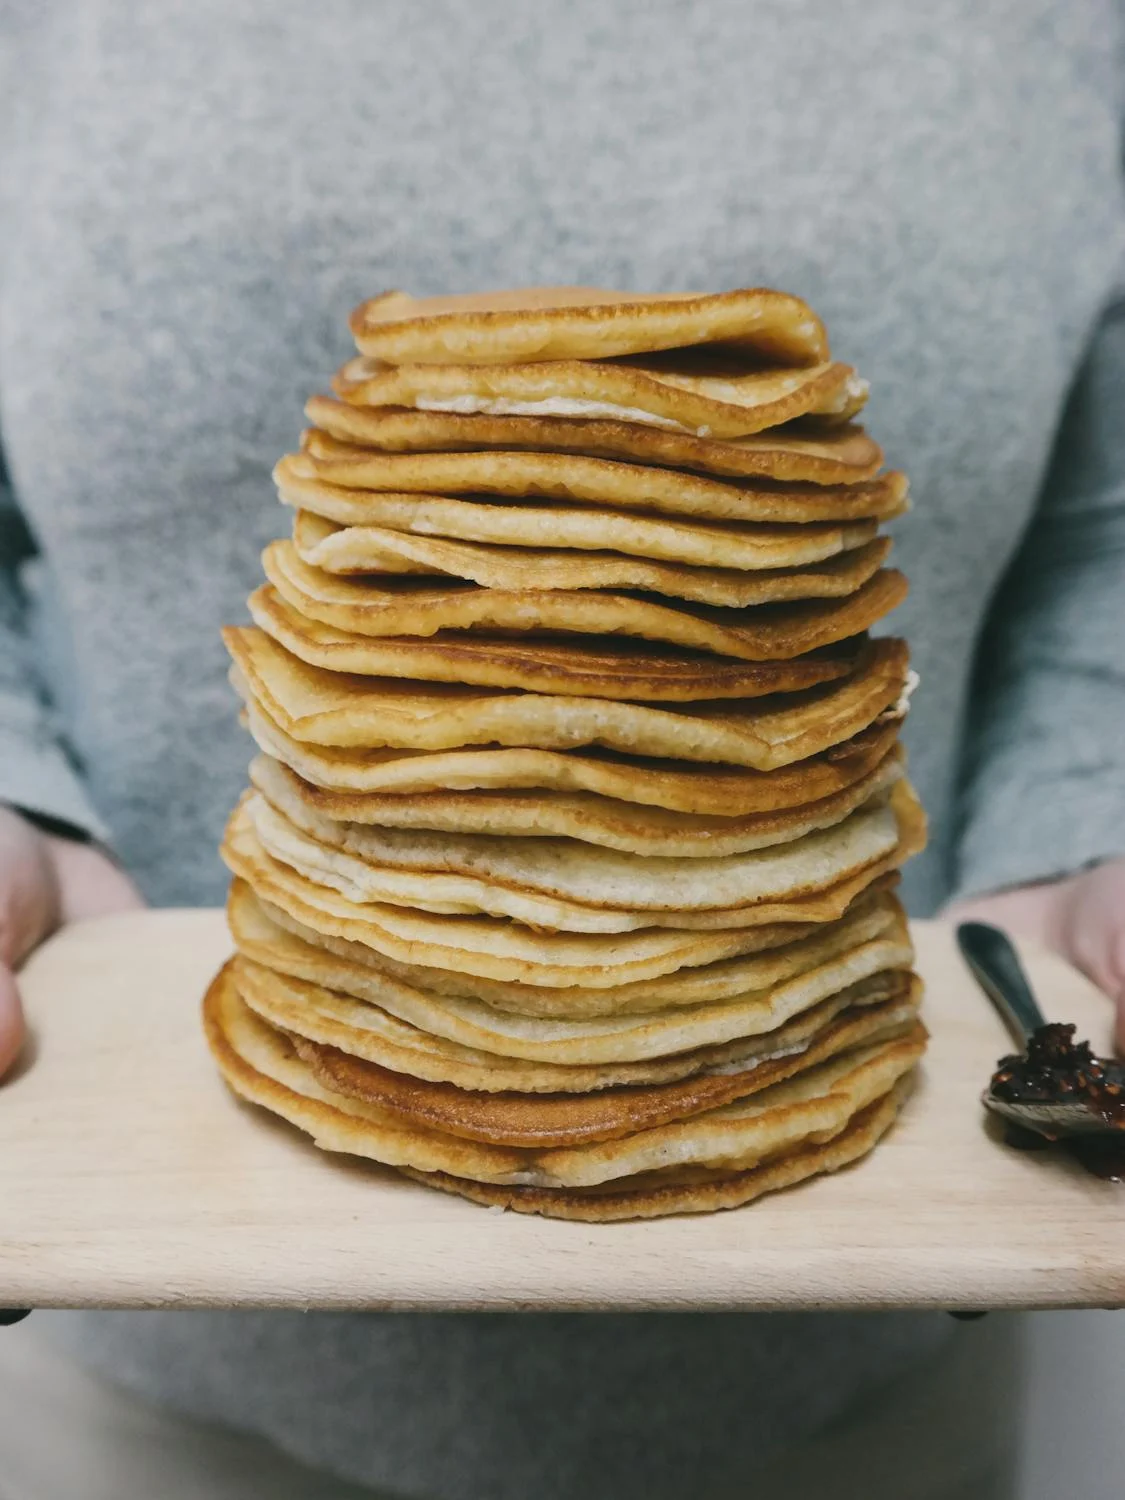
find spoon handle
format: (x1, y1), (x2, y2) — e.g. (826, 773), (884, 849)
(956, 922), (1047, 1047)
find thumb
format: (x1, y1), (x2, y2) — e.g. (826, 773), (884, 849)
(0, 961), (26, 1079)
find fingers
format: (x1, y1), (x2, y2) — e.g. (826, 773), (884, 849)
(0, 962), (26, 1079)
(1112, 929), (1125, 1057)
(0, 808), (61, 967)
(46, 838), (145, 925)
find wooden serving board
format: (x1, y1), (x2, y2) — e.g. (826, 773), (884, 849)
(2, 912), (1124, 1313)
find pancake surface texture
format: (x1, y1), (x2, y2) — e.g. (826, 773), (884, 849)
(297, 429), (907, 524)
(332, 353), (868, 438)
(264, 536), (904, 662)
(348, 286), (830, 366)
(205, 280), (926, 1219)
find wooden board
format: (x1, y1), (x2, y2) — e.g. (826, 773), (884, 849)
(2, 911), (1124, 1313)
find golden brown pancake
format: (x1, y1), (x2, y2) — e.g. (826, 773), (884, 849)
(246, 770), (907, 916)
(293, 988), (920, 1147)
(332, 353), (867, 439)
(347, 286), (830, 367)
(234, 665), (903, 814)
(229, 895), (914, 1063)
(227, 876), (904, 1019)
(262, 539), (906, 664)
(242, 783), (915, 931)
(249, 582), (881, 702)
(294, 434), (909, 525)
(400, 1081), (911, 1222)
(291, 509), (891, 605)
(305, 399), (883, 485)
(246, 745), (903, 858)
(236, 938), (917, 1092)
(204, 964), (924, 1196)
(224, 625), (910, 770)
(229, 895), (912, 1094)
(276, 456), (896, 566)
(220, 787), (925, 983)
(223, 810), (861, 988)
(230, 891), (916, 1097)
(290, 512), (892, 609)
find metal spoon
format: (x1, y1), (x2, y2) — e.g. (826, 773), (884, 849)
(956, 921), (1122, 1138)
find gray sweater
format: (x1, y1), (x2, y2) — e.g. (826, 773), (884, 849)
(2, 3), (1124, 1495)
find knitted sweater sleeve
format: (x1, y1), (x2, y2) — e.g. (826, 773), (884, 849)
(0, 450), (108, 841)
(953, 275), (1125, 897)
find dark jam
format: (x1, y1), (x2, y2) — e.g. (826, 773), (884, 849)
(991, 1023), (1125, 1181)
(991, 1023), (1125, 1126)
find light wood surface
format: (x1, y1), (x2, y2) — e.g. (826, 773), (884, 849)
(2, 911), (1123, 1312)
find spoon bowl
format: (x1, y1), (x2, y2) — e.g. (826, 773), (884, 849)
(957, 922), (1125, 1142)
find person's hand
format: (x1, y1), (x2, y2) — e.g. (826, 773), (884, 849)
(0, 805), (143, 1077)
(944, 857), (1125, 1050)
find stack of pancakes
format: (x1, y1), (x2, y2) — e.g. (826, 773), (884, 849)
(204, 287), (927, 1221)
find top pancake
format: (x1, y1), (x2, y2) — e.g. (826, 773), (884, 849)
(333, 354), (868, 440)
(304, 404), (883, 486)
(348, 286), (829, 367)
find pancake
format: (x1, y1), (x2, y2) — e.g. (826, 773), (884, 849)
(292, 991), (919, 1147)
(276, 456), (898, 567)
(262, 539), (906, 663)
(246, 745), (904, 857)
(248, 765), (907, 912)
(255, 965), (913, 1097)
(230, 896), (914, 1066)
(347, 286), (830, 366)
(249, 583), (876, 702)
(233, 926), (916, 1093)
(236, 670), (904, 813)
(228, 877), (904, 1018)
(243, 783), (916, 931)
(221, 800), (923, 987)
(229, 896), (914, 1063)
(224, 626), (908, 768)
(204, 965), (923, 1190)
(229, 885), (905, 1090)
(402, 1080), (911, 1221)
(332, 353), (867, 439)
(306, 399), (883, 486)
(208, 277), (924, 1222)
(300, 429), (900, 518)
(524, 1030), (924, 1188)
(291, 512), (892, 609)
(223, 808), (854, 986)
